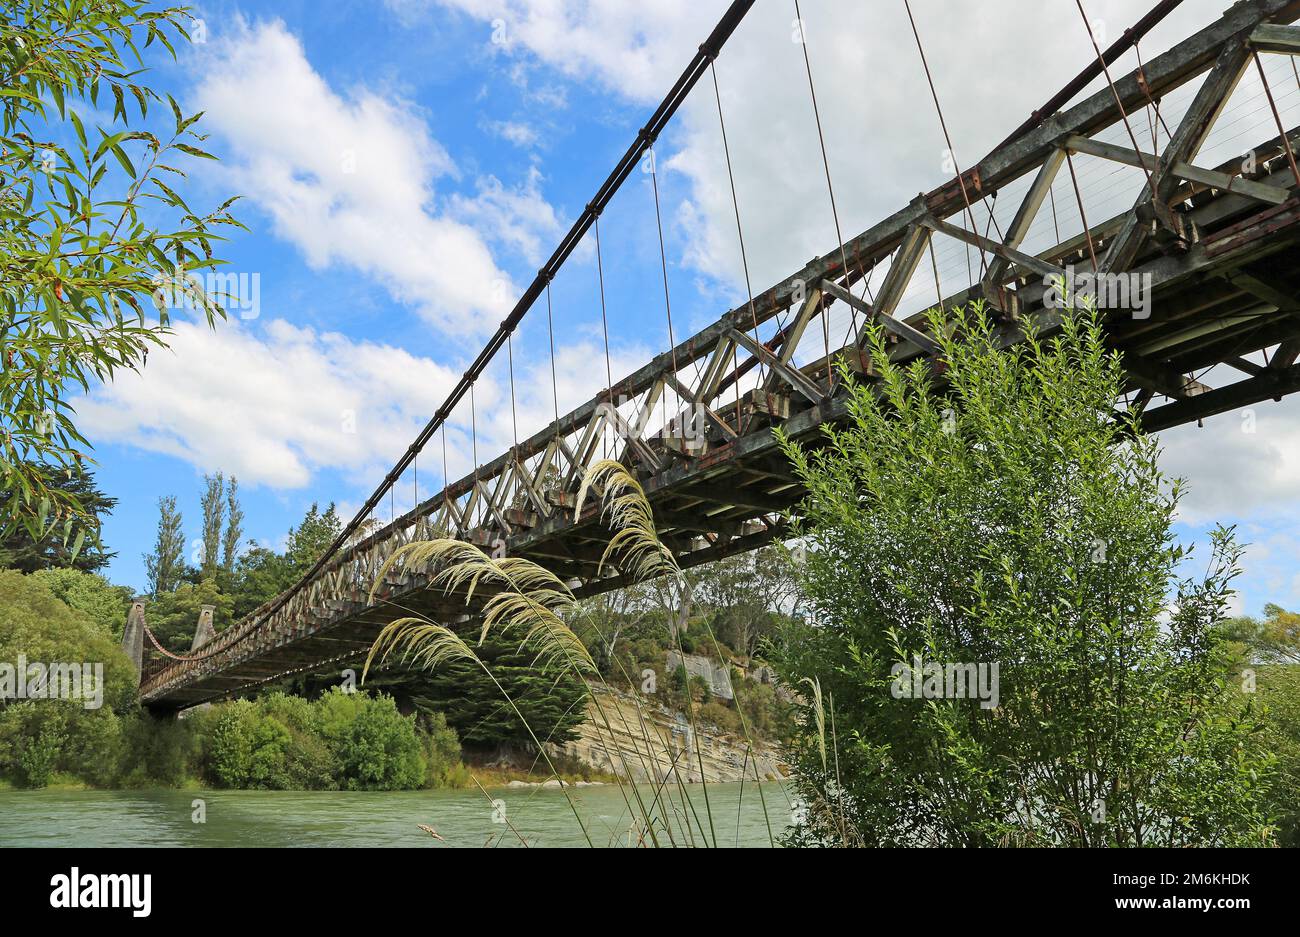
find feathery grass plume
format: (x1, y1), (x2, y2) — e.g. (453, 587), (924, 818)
(369, 538), (505, 605)
(574, 459), (677, 580)
(801, 676), (827, 772)
(363, 617), (481, 683)
(370, 537), (595, 677)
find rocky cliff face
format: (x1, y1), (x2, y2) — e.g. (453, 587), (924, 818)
(548, 685), (786, 784)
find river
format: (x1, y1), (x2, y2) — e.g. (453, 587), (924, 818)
(0, 781), (790, 848)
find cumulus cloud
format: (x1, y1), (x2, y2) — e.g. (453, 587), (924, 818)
(78, 318), (461, 489)
(77, 314), (649, 494)
(1158, 394), (1300, 526)
(448, 165), (561, 266)
(484, 119), (540, 147)
(192, 19), (558, 337)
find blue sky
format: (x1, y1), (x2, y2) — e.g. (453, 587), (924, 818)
(73, 0), (1300, 618)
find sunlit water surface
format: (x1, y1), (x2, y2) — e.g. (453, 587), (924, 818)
(0, 781), (790, 848)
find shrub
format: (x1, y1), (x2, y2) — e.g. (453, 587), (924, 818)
(774, 306), (1272, 846)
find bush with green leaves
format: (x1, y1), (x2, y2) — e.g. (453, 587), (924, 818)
(0, 569), (136, 788)
(774, 305), (1273, 847)
(29, 567), (132, 639)
(311, 688), (424, 790)
(1254, 664), (1300, 846)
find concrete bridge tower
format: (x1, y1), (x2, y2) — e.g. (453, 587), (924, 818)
(121, 598), (146, 683)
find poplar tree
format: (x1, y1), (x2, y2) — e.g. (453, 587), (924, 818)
(143, 496), (185, 596)
(199, 473), (225, 578)
(223, 477), (244, 572)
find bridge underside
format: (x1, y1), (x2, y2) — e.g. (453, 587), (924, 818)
(140, 0), (1300, 710)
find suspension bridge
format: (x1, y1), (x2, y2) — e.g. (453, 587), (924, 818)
(125, 0), (1300, 710)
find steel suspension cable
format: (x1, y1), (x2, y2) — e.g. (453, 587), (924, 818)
(470, 381), (479, 474)
(902, 0), (988, 281)
(593, 216), (613, 458)
(1253, 50), (1300, 188)
(507, 332), (519, 450)
(1075, 0), (1159, 203)
(792, 0), (859, 346)
(710, 59), (766, 387)
(1065, 148), (1099, 272)
(546, 281), (560, 428)
(648, 149), (681, 398)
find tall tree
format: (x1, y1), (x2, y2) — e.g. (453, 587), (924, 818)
(0, 2), (241, 542)
(774, 305), (1271, 847)
(143, 496), (184, 596)
(0, 466), (117, 572)
(1222, 604), (1300, 665)
(287, 503), (341, 573)
(199, 472), (225, 577)
(223, 477), (244, 572)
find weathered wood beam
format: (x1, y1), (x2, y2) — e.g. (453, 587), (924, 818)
(1249, 22), (1300, 53)
(820, 278), (942, 354)
(1103, 40), (1253, 272)
(1064, 134), (1289, 206)
(1141, 363), (1300, 430)
(921, 214), (1066, 282)
(985, 148), (1066, 289)
(729, 328), (826, 402)
(685, 483), (792, 513)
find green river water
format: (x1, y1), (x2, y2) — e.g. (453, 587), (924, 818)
(0, 781), (790, 847)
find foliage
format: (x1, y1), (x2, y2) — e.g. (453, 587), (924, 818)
(118, 709), (196, 787)
(199, 689), (452, 791)
(223, 477), (243, 572)
(0, 466), (117, 571)
(227, 544), (294, 618)
(414, 706), (469, 788)
(773, 304), (1273, 847)
(1224, 604), (1300, 665)
(1255, 664), (1300, 846)
(0, 569), (136, 788)
(30, 566), (132, 639)
(143, 494), (184, 596)
(0, 1), (241, 539)
(199, 472), (224, 577)
(692, 547), (799, 659)
(286, 502), (341, 571)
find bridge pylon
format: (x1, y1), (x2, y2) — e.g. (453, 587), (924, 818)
(191, 604), (216, 652)
(121, 598), (146, 685)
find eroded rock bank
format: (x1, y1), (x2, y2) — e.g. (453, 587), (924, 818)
(548, 685), (786, 784)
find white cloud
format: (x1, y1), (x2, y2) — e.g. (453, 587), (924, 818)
(485, 119), (540, 147)
(78, 314), (649, 495)
(79, 318), (461, 489)
(448, 165), (561, 266)
(1158, 393), (1300, 526)
(192, 19), (558, 336)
